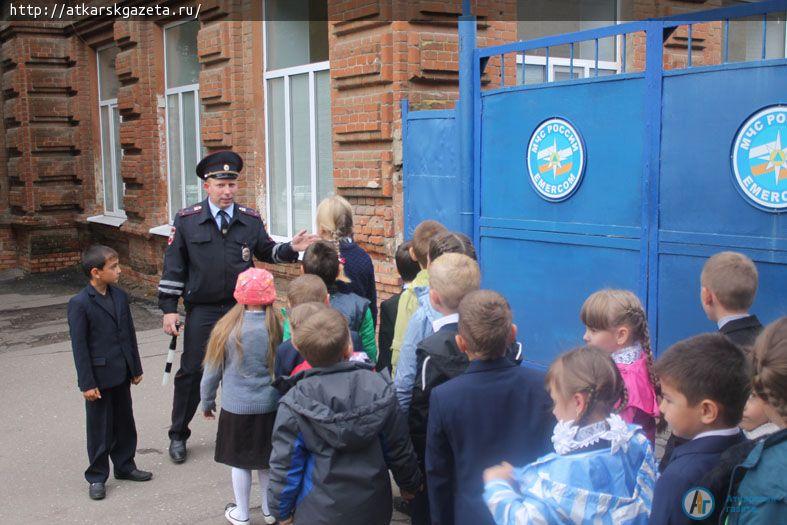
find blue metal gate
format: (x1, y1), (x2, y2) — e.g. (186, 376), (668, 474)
(403, 0), (787, 368)
(474, 1), (787, 366)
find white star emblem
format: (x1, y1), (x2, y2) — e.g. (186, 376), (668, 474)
(537, 138), (573, 179)
(750, 130), (787, 185)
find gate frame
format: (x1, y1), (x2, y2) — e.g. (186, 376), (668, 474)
(467, 0), (787, 351)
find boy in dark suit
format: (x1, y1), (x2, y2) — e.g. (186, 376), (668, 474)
(650, 333), (749, 525)
(425, 290), (554, 525)
(700, 251), (763, 349)
(67, 245), (151, 500)
(378, 242), (420, 374)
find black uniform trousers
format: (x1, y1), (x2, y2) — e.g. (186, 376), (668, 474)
(85, 380), (137, 483)
(169, 302), (234, 441)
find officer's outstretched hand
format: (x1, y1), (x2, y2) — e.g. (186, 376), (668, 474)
(163, 313), (182, 335)
(290, 229), (320, 252)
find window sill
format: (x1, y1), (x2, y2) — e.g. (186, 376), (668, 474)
(149, 224), (174, 237)
(87, 214), (126, 227)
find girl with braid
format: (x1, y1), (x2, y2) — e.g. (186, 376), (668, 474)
(315, 195), (377, 324)
(483, 346), (656, 525)
(580, 289), (661, 444)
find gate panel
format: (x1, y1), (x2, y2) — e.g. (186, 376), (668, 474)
(657, 64), (787, 348)
(479, 77), (646, 366)
(402, 108), (461, 238)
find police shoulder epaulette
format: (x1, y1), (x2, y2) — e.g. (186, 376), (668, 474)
(177, 204), (203, 217)
(238, 206), (260, 218)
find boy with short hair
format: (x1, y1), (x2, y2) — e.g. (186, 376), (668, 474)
(267, 307), (422, 525)
(391, 220), (448, 370)
(302, 240), (377, 362)
(378, 242), (421, 373)
(67, 245), (151, 500)
(426, 290), (555, 525)
(275, 275), (329, 378)
(407, 253), (479, 525)
(662, 251), (764, 472)
(701, 251), (763, 348)
(650, 333), (750, 525)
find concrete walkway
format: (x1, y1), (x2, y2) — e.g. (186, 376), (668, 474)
(0, 270), (408, 524)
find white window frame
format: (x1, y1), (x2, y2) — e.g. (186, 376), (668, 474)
(517, 0), (620, 83)
(96, 44), (125, 219)
(163, 19), (203, 224)
(262, 17), (331, 242)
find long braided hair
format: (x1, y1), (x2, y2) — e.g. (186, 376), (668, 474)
(546, 346), (628, 426)
(315, 195), (354, 283)
(580, 289), (662, 428)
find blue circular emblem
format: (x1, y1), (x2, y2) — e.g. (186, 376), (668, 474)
(732, 105), (787, 212)
(526, 117), (586, 202)
(682, 487), (715, 520)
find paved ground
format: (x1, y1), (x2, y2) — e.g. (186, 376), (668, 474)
(0, 269), (408, 524)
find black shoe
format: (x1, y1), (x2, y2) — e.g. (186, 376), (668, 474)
(114, 468), (153, 481)
(89, 482), (106, 500)
(169, 439), (187, 463)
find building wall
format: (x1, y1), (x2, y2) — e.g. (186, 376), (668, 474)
(0, 0), (731, 304)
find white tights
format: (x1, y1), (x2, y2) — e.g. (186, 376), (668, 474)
(230, 468), (272, 521)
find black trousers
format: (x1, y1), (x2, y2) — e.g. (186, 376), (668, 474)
(169, 303), (233, 441)
(85, 380), (137, 483)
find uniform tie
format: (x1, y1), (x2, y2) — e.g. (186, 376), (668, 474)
(219, 210), (229, 236)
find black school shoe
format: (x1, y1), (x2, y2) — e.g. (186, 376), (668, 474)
(169, 439), (187, 463)
(89, 482), (106, 500)
(114, 468), (153, 481)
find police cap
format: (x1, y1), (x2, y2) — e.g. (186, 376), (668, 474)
(195, 151), (243, 180)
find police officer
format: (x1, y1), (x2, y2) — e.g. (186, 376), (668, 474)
(158, 151), (316, 463)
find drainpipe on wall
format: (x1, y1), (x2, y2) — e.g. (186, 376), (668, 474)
(458, 0), (476, 238)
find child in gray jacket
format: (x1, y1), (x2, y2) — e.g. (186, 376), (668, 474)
(268, 303), (422, 525)
(201, 268), (282, 525)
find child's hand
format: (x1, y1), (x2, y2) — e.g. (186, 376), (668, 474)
(83, 388), (101, 402)
(203, 409), (215, 420)
(131, 375), (143, 385)
(483, 462), (514, 483)
(279, 518), (293, 525)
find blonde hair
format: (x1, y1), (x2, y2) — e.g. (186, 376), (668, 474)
(203, 303), (283, 378)
(701, 251), (759, 311)
(315, 195), (354, 283)
(752, 317), (787, 421)
(288, 274), (328, 307)
(316, 195), (353, 240)
(546, 346), (628, 425)
(291, 304), (350, 367)
(429, 253), (481, 310)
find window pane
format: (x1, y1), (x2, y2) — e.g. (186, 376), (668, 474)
(290, 74), (312, 234)
(167, 94), (183, 216)
(267, 78), (287, 236)
(111, 106), (123, 211)
(165, 21), (200, 88)
(518, 0), (616, 61)
(524, 64), (546, 84)
(727, 13), (787, 62)
(265, 1), (328, 70)
(315, 69), (333, 201)
(100, 106), (114, 212)
(98, 46), (120, 101)
(554, 64), (581, 81)
(182, 91), (201, 207)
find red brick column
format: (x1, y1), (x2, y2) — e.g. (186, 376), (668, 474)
(328, 2), (516, 300)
